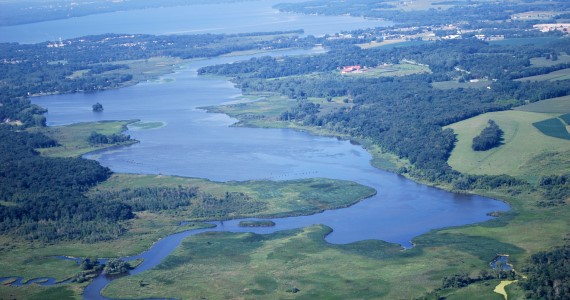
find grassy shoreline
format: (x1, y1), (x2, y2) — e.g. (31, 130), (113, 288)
(33, 120), (140, 158)
(185, 92), (569, 298)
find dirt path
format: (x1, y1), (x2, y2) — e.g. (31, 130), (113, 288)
(494, 280), (517, 300)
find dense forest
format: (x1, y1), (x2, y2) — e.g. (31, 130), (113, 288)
(87, 132), (131, 145)
(89, 187), (264, 219)
(0, 127), (131, 242)
(520, 244), (570, 299)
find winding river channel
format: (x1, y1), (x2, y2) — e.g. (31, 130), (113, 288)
(29, 50), (510, 299)
(2, 1), (509, 298)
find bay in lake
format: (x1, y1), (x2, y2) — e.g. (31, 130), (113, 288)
(0, 0), (391, 44)
(32, 50), (509, 248)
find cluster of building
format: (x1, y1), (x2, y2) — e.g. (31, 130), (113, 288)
(533, 23), (570, 33)
(341, 65), (363, 74)
(326, 10), (569, 47)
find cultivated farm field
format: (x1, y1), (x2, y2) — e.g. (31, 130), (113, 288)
(445, 110), (570, 183)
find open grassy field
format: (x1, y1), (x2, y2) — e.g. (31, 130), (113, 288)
(489, 36), (561, 47)
(106, 56), (184, 84)
(431, 79), (492, 90)
(440, 280), (504, 300)
(204, 93), (296, 127)
(32, 120), (137, 158)
(530, 54), (570, 67)
(515, 67), (570, 82)
(344, 62), (431, 78)
(204, 92), (351, 131)
(128, 121), (165, 130)
(515, 95), (570, 114)
(64, 56), (185, 88)
(357, 39), (407, 49)
(391, 0), (467, 11)
(0, 285), (77, 300)
(445, 110), (570, 183)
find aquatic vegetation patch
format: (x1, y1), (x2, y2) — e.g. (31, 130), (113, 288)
(129, 121), (166, 130)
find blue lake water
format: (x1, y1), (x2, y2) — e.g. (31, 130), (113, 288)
(32, 49), (509, 249)
(62, 51), (510, 294)
(0, 0), (391, 44)
(3, 3), (510, 298)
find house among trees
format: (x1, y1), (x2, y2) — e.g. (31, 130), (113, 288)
(341, 65), (362, 74)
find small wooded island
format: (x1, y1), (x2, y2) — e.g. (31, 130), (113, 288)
(92, 102), (104, 112)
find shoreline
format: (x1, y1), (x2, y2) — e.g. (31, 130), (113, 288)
(6, 51), (524, 300)
(202, 92), (513, 207)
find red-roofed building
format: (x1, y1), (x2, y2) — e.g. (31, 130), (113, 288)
(342, 65), (362, 74)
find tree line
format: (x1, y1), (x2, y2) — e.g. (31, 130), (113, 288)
(0, 31), (314, 99)
(0, 127), (132, 242)
(87, 132), (131, 145)
(199, 38), (570, 194)
(274, 0), (570, 27)
(520, 244), (570, 299)
(472, 120), (503, 151)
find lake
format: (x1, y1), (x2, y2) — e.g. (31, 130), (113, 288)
(32, 49), (509, 300)
(8, 3), (509, 298)
(32, 49), (509, 248)
(0, 0), (391, 44)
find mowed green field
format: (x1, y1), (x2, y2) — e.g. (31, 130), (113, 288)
(515, 67), (570, 82)
(343, 62), (430, 78)
(445, 110), (570, 183)
(529, 54), (570, 67)
(515, 95), (570, 114)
